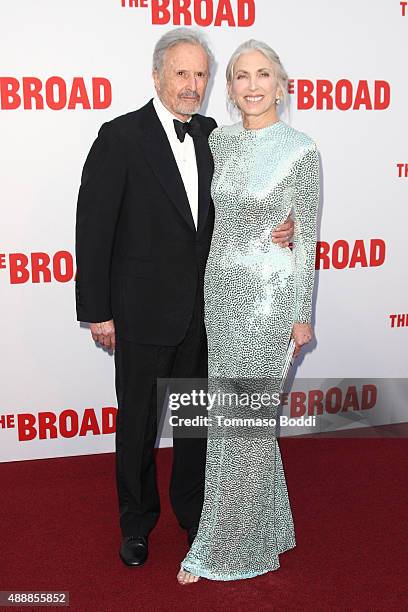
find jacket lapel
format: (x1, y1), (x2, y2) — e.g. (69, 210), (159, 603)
(194, 126), (213, 234)
(140, 100), (195, 231)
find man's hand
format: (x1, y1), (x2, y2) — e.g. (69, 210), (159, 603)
(271, 215), (294, 247)
(90, 319), (116, 351)
(291, 323), (313, 358)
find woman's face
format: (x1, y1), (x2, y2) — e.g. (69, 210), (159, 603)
(229, 50), (281, 121)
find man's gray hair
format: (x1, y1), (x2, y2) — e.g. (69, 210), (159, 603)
(152, 27), (214, 74)
(226, 39), (289, 106)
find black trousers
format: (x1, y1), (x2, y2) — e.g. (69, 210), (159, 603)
(114, 288), (208, 537)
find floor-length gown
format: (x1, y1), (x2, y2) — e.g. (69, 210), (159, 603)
(181, 120), (320, 580)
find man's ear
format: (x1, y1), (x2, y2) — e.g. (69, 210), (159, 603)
(152, 70), (160, 94)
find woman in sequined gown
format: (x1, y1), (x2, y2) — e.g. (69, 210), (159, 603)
(177, 41), (320, 584)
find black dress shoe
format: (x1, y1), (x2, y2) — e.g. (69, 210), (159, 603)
(187, 527), (198, 547)
(119, 535), (148, 567)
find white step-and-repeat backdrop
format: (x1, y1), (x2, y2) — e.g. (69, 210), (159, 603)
(1, 1), (407, 462)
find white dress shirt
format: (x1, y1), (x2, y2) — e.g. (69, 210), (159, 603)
(153, 96), (199, 229)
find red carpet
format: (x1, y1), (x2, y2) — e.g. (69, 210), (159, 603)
(1, 430), (407, 611)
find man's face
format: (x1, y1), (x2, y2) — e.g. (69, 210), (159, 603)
(153, 42), (209, 120)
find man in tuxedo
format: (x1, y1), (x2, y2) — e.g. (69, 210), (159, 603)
(75, 28), (294, 567)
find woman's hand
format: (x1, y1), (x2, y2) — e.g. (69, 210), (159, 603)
(291, 323), (313, 357)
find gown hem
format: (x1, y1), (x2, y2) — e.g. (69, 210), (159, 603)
(180, 540), (296, 581)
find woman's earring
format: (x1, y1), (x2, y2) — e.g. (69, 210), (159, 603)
(275, 97), (281, 105)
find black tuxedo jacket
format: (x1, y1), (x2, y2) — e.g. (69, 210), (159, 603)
(75, 99), (217, 345)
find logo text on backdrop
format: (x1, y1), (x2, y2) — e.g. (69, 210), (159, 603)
(120, 0), (256, 27)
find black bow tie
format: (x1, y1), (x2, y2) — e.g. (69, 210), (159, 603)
(173, 116), (201, 142)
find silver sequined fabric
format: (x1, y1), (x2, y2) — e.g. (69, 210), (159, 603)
(181, 120), (320, 580)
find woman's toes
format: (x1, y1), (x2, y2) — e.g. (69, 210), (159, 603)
(177, 568), (187, 584)
(177, 568), (200, 584)
(188, 572), (200, 583)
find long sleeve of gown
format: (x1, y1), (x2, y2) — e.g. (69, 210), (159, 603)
(292, 144), (320, 324)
